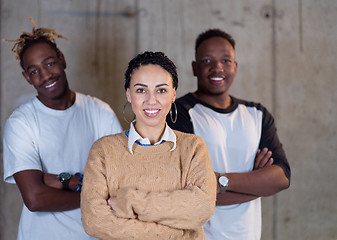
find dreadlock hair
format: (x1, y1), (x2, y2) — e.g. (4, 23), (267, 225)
(124, 51), (178, 90)
(3, 18), (69, 69)
(195, 29), (236, 52)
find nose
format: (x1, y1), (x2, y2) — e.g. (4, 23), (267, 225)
(40, 66), (52, 81)
(147, 92), (157, 105)
(210, 61), (223, 72)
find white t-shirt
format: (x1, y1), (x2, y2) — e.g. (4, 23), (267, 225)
(167, 93), (289, 240)
(190, 103), (262, 240)
(3, 92), (122, 240)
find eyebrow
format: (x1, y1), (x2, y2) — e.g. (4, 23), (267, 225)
(133, 83), (169, 87)
(26, 56), (56, 72)
(200, 53), (233, 58)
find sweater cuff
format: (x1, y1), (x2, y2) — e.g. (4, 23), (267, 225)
(115, 187), (137, 219)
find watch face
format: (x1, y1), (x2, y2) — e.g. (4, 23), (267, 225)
(219, 176), (228, 187)
(58, 172), (71, 181)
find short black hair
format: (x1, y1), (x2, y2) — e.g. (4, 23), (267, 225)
(19, 36), (61, 69)
(195, 29), (236, 52)
(124, 51), (178, 90)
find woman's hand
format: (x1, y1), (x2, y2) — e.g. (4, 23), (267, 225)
(107, 197), (117, 210)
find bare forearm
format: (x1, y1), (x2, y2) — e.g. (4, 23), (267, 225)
(14, 170), (81, 212)
(226, 165), (289, 196)
(26, 187), (81, 212)
(216, 191), (258, 205)
(44, 173), (81, 191)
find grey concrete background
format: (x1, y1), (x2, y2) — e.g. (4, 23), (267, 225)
(1, 0), (336, 239)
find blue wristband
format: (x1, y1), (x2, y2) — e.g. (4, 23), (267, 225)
(75, 172), (83, 182)
(73, 172), (83, 192)
(73, 183), (82, 192)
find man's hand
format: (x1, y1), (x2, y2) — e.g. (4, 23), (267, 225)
(254, 148), (273, 170)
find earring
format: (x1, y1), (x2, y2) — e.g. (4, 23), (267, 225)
(123, 102), (135, 123)
(170, 102), (177, 123)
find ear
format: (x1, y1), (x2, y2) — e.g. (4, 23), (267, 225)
(192, 61), (197, 77)
(22, 71), (32, 85)
(126, 88), (131, 103)
(234, 61), (238, 75)
(59, 51), (67, 69)
(172, 88), (177, 102)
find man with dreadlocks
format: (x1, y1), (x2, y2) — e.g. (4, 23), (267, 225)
(2, 19), (122, 239)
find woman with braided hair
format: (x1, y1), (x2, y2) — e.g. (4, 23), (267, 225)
(3, 19), (122, 239)
(81, 51), (216, 240)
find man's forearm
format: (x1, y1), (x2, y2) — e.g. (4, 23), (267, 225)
(44, 173), (82, 191)
(27, 187), (81, 212)
(226, 165), (290, 197)
(216, 191), (258, 205)
(14, 170), (81, 212)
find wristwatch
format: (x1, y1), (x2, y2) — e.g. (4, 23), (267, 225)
(57, 172), (72, 190)
(218, 174), (229, 193)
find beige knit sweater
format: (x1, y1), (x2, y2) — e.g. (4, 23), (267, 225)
(81, 130), (216, 240)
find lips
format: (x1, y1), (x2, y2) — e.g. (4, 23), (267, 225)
(144, 109), (161, 117)
(45, 81), (57, 88)
(209, 76), (225, 81)
(40, 78), (58, 89)
(145, 109), (159, 114)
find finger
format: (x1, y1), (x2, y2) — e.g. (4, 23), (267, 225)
(259, 150), (272, 167)
(254, 149), (262, 169)
(254, 148), (268, 169)
(266, 158), (274, 166)
(185, 183), (192, 190)
(107, 198), (112, 207)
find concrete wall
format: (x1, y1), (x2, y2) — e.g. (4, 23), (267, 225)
(1, 0), (336, 239)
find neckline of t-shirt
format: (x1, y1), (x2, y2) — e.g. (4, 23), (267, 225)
(188, 93), (238, 114)
(32, 92), (78, 115)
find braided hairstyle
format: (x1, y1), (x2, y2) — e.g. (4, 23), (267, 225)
(124, 51), (178, 90)
(3, 18), (69, 69)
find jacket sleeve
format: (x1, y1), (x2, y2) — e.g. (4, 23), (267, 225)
(113, 136), (217, 230)
(81, 139), (184, 240)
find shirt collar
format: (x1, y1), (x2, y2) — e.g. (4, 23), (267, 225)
(127, 121), (176, 154)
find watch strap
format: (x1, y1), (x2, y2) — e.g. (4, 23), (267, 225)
(219, 174), (228, 193)
(62, 180), (70, 190)
(220, 183), (227, 193)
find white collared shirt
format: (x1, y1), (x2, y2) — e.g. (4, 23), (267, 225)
(127, 121), (176, 154)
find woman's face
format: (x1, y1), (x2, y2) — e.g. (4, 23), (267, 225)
(126, 64), (176, 132)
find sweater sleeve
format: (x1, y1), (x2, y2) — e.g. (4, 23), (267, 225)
(81, 139), (184, 240)
(113, 136), (217, 230)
